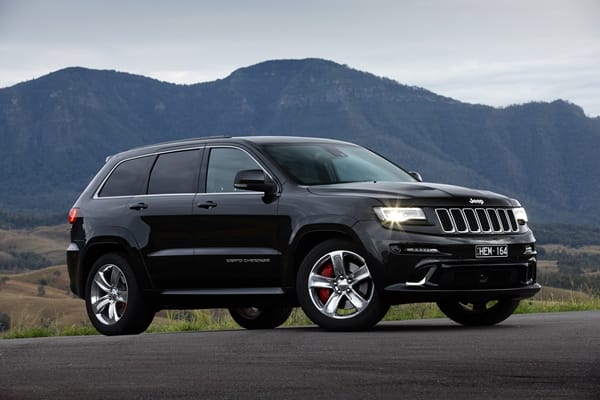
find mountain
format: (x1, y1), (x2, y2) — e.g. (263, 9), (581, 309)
(1, 58), (599, 224)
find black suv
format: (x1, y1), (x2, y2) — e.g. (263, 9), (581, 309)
(67, 136), (540, 335)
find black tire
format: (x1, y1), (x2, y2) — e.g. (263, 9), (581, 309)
(228, 306), (292, 329)
(85, 253), (154, 335)
(437, 298), (520, 326)
(296, 239), (389, 331)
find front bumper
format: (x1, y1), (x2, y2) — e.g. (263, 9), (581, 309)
(384, 283), (541, 303)
(354, 221), (540, 303)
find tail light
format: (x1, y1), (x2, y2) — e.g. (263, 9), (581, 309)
(68, 208), (79, 224)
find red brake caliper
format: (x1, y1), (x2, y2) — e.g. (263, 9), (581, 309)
(317, 262), (334, 303)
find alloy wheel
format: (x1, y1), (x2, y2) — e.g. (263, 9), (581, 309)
(307, 250), (374, 319)
(89, 264), (129, 325)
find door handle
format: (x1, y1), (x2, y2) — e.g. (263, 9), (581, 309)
(197, 201), (217, 209)
(129, 202), (148, 210)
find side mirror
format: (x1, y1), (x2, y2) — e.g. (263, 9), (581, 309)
(409, 171), (423, 182)
(234, 169), (277, 194)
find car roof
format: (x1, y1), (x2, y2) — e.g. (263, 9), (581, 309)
(106, 135), (354, 162)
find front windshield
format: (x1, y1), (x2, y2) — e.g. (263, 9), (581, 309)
(261, 142), (415, 185)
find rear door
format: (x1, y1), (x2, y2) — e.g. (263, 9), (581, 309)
(133, 148), (203, 288)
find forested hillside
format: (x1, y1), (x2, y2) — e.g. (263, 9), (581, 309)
(1, 58), (599, 223)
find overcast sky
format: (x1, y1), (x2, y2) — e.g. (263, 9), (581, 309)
(1, 0), (599, 116)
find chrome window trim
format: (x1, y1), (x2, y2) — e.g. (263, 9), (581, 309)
(93, 143), (281, 199)
(194, 192), (265, 196)
(93, 146), (204, 200)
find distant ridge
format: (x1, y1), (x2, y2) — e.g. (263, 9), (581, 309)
(1, 58), (599, 224)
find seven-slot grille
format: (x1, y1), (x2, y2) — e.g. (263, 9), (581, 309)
(435, 208), (519, 233)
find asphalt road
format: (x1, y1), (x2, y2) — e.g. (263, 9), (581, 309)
(1, 311), (598, 399)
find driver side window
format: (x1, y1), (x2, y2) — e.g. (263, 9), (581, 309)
(206, 147), (261, 193)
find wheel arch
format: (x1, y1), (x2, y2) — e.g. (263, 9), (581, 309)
(78, 238), (151, 299)
(283, 224), (365, 289)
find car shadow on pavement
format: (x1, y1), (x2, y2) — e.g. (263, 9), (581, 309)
(285, 320), (523, 333)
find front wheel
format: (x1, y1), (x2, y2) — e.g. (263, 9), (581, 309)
(228, 306), (292, 329)
(296, 240), (389, 331)
(437, 299), (520, 326)
(85, 253), (155, 335)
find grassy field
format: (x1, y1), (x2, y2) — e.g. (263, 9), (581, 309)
(0, 265), (89, 335)
(541, 244), (600, 255)
(0, 225), (69, 270)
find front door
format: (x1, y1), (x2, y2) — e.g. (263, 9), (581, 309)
(191, 146), (282, 289)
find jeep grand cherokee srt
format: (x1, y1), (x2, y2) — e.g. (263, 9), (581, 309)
(67, 136), (540, 335)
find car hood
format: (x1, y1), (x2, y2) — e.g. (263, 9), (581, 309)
(307, 181), (519, 207)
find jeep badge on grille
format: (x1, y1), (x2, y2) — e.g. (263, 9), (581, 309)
(469, 198), (485, 205)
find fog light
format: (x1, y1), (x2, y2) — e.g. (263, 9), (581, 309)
(523, 245), (536, 255)
(405, 247), (440, 254)
(389, 244), (403, 255)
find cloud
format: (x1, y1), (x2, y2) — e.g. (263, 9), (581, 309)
(379, 49), (600, 116)
(1, 0), (599, 116)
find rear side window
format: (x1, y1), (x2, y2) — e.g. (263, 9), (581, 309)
(98, 155), (155, 197)
(148, 150), (200, 194)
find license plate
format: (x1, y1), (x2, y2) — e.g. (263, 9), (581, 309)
(475, 245), (508, 258)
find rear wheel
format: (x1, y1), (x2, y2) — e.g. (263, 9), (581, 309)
(85, 253), (154, 335)
(296, 240), (389, 331)
(437, 299), (520, 326)
(228, 306), (292, 329)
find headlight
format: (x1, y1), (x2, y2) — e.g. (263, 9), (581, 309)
(373, 207), (427, 223)
(513, 207), (528, 224)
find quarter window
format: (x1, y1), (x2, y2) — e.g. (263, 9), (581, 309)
(206, 148), (262, 193)
(148, 150), (200, 194)
(98, 156), (155, 197)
